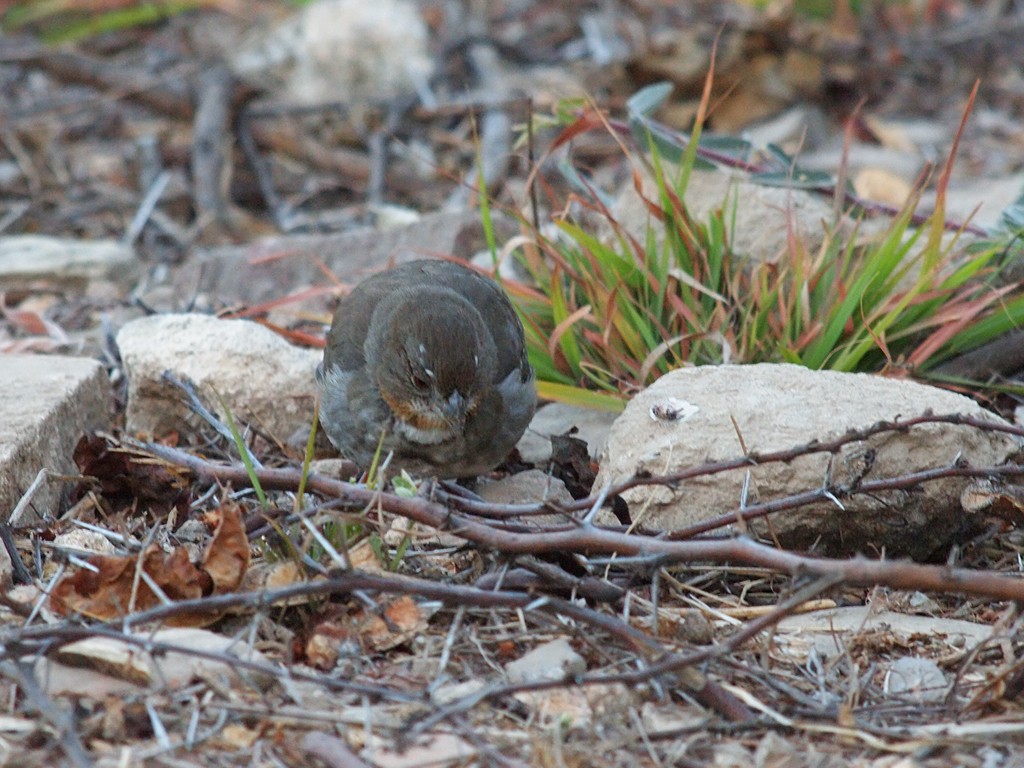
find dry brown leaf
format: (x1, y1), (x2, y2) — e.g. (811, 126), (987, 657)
(305, 594), (428, 667)
(348, 538), (385, 571)
(201, 501), (250, 593)
(50, 545), (207, 620)
(215, 724), (260, 750)
(241, 559), (309, 595)
(243, 559), (301, 590)
(0, 293), (68, 340)
(862, 114), (918, 153)
(359, 594), (427, 652)
(73, 434), (191, 516)
(50, 503), (249, 626)
(305, 619), (347, 670)
(961, 479), (1024, 524)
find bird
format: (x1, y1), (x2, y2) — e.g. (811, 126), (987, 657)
(317, 259), (536, 478)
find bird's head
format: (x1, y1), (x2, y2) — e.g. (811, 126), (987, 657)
(368, 294), (497, 445)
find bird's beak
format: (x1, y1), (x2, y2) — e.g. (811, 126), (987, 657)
(440, 391), (467, 430)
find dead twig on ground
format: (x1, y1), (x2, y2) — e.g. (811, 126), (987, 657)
(136, 430), (1024, 603)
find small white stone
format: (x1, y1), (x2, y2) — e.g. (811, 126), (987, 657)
(884, 656), (947, 703)
(53, 529), (117, 556)
(430, 679), (486, 706)
(505, 637), (586, 684)
(371, 204), (421, 230)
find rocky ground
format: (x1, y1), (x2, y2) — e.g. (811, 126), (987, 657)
(3, 1), (1024, 766)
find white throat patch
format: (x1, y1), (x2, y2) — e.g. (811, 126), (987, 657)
(394, 419), (454, 445)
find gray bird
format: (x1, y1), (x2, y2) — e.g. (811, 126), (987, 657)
(317, 259), (536, 477)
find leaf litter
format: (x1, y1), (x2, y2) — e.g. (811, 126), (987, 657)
(3, 1), (1024, 765)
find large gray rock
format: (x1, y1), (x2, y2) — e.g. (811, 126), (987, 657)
(0, 355), (110, 521)
(118, 313), (320, 440)
(594, 364), (1020, 559)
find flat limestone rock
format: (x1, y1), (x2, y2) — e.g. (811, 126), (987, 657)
(177, 210), (516, 311)
(0, 355), (110, 521)
(476, 469), (573, 507)
(118, 313), (320, 440)
(505, 637), (586, 685)
(594, 363), (1020, 559)
(0, 235), (137, 290)
(774, 606), (993, 662)
(35, 627), (275, 697)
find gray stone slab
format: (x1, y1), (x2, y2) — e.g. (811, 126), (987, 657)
(0, 355), (110, 521)
(180, 209), (517, 311)
(0, 236), (137, 290)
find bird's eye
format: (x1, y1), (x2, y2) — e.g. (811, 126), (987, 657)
(411, 374), (430, 392)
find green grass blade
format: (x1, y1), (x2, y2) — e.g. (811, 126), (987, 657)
(214, 389), (267, 508)
(535, 381), (625, 412)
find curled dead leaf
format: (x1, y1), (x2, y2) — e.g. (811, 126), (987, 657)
(50, 503), (249, 627)
(201, 501), (250, 593)
(50, 546), (206, 621)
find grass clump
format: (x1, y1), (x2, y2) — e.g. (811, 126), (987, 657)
(504, 82), (1024, 410)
